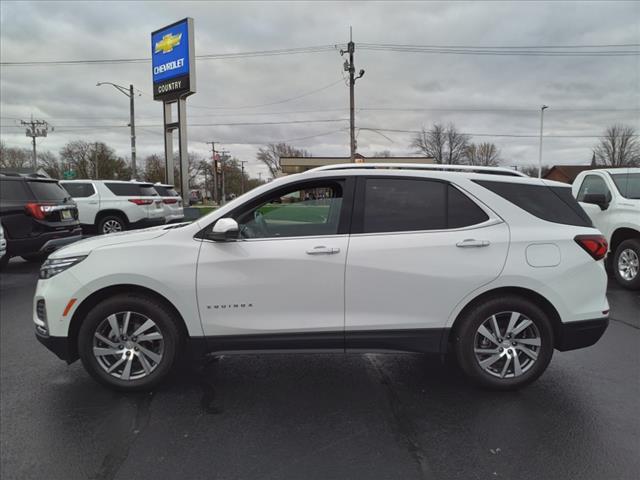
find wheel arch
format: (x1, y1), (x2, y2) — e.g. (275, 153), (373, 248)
(609, 227), (640, 254)
(96, 209), (129, 226)
(67, 284), (189, 363)
(447, 286), (563, 350)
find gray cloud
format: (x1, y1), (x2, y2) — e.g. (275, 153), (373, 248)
(1, 0), (639, 177)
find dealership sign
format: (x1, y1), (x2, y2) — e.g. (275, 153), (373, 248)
(151, 18), (196, 100)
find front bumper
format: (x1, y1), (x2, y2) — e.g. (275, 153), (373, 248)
(35, 332), (74, 363)
(556, 317), (609, 351)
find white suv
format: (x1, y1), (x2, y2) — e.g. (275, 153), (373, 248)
(35, 164), (609, 391)
(60, 180), (166, 234)
(153, 183), (185, 223)
(572, 168), (640, 290)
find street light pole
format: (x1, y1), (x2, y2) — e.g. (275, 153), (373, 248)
(538, 105), (549, 178)
(96, 82), (139, 178)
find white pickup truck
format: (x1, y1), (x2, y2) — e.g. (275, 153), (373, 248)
(572, 168), (640, 290)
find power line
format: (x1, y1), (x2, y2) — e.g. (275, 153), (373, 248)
(0, 44), (342, 66)
(0, 118), (348, 130)
(189, 79), (344, 110)
(358, 43), (639, 57)
(357, 127), (636, 138)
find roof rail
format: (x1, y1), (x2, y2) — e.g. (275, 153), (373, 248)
(308, 163), (527, 177)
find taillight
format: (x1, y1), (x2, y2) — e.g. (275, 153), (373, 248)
(24, 203), (48, 220)
(575, 235), (608, 261)
(128, 198), (153, 205)
(163, 198), (178, 204)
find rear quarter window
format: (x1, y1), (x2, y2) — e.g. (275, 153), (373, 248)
(105, 183), (157, 196)
(474, 180), (593, 227)
(154, 186), (179, 197)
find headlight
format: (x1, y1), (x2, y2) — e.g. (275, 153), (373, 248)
(39, 255), (87, 279)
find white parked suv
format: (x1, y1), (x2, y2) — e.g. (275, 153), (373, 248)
(60, 180), (166, 234)
(35, 164), (609, 391)
(572, 168), (640, 290)
(0, 222), (6, 262)
(153, 183), (185, 223)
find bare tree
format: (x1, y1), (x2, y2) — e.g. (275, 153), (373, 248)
(593, 124), (640, 167)
(38, 150), (62, 178)
(464, 142), (501, 166)
(60, 141), (130, 180)
(372, 150), (392, 157)
(0, 142), (31, 169)
(412, 123), (469, 164)
(256, 143), (310, 178)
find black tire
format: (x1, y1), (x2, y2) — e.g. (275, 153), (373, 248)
(78, 293), (182, 392)
(0, 255), (9, 271)
(612, 238), (640, 290)
(21, 252), (48, 263)
(97, 215), (126, 235)
(454, 295), (554, 390)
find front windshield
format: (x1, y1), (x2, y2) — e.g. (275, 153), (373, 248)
(610, 173), (640, 199)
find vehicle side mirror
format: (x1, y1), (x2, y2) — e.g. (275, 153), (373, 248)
(582, 193), (609, 211)
(208, 218), (239, 242)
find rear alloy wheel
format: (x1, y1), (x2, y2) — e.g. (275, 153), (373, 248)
(98, 215), (125, 235)
(455, 295), (554, 390)
(79, 294), (181, 391)
(613, 239), (640, 290)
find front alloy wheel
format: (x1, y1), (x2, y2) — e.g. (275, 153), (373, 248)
(93, 311), (164, 380)
(79, 294), (181, 391)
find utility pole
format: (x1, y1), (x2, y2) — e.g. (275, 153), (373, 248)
(206, 141), (219, 204)
(20, 117), (51, 170)
(341, 27), (364, 162)
(538, 105), (549, 178)
(96, 82), (139, 178)
(239, 160), (248, 194)
(219, 149), (230, 204)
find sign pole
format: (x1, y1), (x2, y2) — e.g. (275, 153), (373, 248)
(151, 17), (196, 201)
(178, 97), (189, 206)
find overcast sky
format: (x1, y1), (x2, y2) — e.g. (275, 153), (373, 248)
(1, 0), (639, 178)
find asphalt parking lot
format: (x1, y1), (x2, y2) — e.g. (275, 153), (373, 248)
(1, 259), (638, 480)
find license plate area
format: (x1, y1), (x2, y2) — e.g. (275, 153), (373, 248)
(61, 209), (72, 220)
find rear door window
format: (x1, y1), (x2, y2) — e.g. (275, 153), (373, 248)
(27, 181), (69, 202)
(474, 180), (592, 227)
(448, 186), (489, 228)
(362, 178), (447, 233)
(62, 183), (95, 198)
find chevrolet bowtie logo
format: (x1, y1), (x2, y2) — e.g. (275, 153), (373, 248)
(155, 32), (182, 54)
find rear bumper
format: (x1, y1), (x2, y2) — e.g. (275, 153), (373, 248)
(129, 217), (166, 229)
(38, 234), (83, 253)
(556, 317), (609, 351)
(7, 227), (83, 256)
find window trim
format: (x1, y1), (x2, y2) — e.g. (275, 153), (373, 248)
(197, 176), (356, 241)
(351, 175), (497, 235)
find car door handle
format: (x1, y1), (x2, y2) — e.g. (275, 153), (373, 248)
(306, 246), (341, 255)
(456, 239), (490, 248)
(88, 201), (98, 205)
